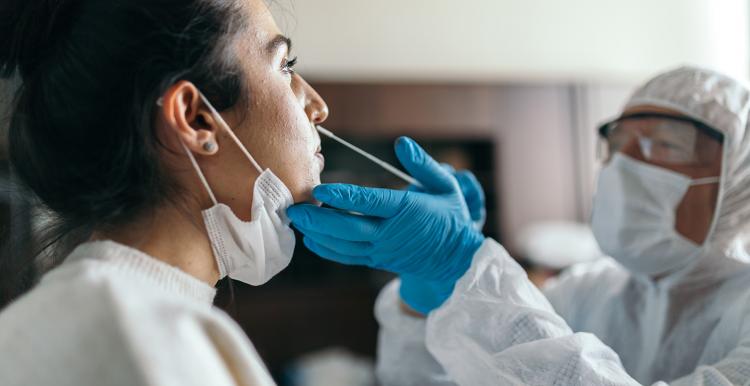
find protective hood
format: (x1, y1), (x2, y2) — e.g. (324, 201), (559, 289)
(623, 66), (750, 272)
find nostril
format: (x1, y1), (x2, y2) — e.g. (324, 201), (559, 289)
(314, 104), (329, 124)
(306, 105), (322, 123)
(312, 111), (324, 124)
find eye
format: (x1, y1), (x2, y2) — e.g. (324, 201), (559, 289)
(651, 140), (692, 162)
(282, 56), (298, 75)
(653, 139), (687, 152)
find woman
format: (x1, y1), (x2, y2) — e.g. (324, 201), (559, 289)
(0, 0), (328, 385)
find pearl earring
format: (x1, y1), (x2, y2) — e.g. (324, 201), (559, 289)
(203, 141), (217, 153)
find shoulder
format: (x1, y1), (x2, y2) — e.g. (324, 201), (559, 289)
(720, 288), (750, 334)
(0, 258), (261, 386)
(1, 256), (213, 328)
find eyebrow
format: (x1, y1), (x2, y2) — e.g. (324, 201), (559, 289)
(266, 34), (292, 55)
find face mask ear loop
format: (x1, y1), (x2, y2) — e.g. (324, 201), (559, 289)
(691, 176), (721, 186)
(158, 93), (219, 205)
(197, 92), (264, 175)
(179, 139), (218, 206)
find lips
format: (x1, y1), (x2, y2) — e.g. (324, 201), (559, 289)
(312, 123), (324, 170)
(314, 140), (324, 166)
(315, 151), (325, 170)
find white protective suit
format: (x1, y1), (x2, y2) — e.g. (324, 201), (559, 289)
(376, 66), (750, 386)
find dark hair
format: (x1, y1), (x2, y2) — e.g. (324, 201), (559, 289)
(0, 0), (249, 306)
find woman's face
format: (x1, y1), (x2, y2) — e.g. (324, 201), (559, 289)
(193, 0), (329, 219)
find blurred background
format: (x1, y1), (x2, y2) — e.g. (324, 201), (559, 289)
(2, 0), (749, 385)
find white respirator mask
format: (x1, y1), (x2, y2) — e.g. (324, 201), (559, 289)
(591, 153), (720, 276)
(171, 92), (296, 286)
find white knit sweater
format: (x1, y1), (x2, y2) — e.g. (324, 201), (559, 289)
(0, 240), (276, 386)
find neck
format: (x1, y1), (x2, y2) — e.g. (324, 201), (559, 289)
(90, 202), (220, 286)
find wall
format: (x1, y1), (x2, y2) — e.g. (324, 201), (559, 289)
(273, 0), (749, 83)
(314, 82), (587, 252)
(570, 83), (635, 220)
(272, 1), (750, 248)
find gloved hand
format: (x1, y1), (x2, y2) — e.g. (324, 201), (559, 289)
(456, 169), (486, 232)
(425, 164), (487, 232)
(287, 137), (486, 314)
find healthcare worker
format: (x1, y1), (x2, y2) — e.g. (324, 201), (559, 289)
(0, 0), (336, 385)
(288, 66), (750, 385)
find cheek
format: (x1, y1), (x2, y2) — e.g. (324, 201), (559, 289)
(278, 137), (320, 203)
(679, 185), (719, 211)
(248, 89), (320, 202)
(675, 184), (719, 244)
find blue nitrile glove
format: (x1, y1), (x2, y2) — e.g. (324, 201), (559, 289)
(424, 164), (487, 232)
(399, 166), (487, 313)
(287, 137), (486, 314)
(454, 169), (486, 232)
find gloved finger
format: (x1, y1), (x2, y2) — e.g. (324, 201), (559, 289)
(312, 184), (407, 218)
(441, 163), (456, 174)
(394, 137), (456, 194)
(407, 163), (455, 193)
(296, 226), (376, 257)
(303, 236), (375, 267)
(406, 184), (423, 193)
(287, 204), (380, 241)
(454, 170), (486, 222)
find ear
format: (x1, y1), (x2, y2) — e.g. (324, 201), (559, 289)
(157, 81), (220, 156)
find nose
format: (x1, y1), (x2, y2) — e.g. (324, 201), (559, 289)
(619, 134), (648, 163)
(294, 74), (329, 124)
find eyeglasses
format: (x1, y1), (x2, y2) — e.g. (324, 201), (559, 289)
(597, 112), (723, 166)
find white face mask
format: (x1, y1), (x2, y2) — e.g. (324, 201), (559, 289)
(180, 92), (296, 286)
(591, 153), (720, 276)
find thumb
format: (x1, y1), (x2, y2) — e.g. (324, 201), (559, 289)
(454, 170), (486, 223)
(394, 137), (456, 194)
(312, 183), (407, 218)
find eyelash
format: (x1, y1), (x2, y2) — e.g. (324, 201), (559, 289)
(282, 56), (298, 74)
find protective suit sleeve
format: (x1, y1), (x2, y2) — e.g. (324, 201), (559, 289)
(424, 238), (643, 386)
(668, 296), (750, 386)
(379, 237), (750, 385)
(374, 278), (457, 386)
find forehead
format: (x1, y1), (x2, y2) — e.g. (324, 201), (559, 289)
(615, 105), (697, 136)
(235, 0), (284, 54)
(617, 105), (723, 141)
(622, 105), (687, 118)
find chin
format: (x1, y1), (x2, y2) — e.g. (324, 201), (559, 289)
(290, 173), (321, 204)
(293, 186), (322, 205)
